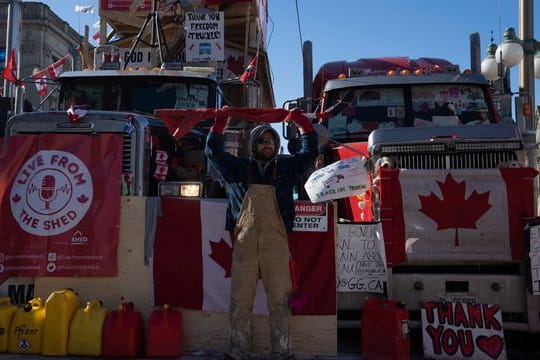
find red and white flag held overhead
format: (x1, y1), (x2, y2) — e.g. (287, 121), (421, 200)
(239, 54), (257, 83)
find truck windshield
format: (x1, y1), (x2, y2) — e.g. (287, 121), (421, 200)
(325, 84), (495, 141)
(58, 77), (217, 114)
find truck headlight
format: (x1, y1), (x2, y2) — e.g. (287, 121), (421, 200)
(159, 182), (202, 198)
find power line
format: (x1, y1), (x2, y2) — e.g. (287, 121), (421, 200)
(294, 0), (303, 51)
(266, 13), (275, 50)
(497, 0), (502, 44)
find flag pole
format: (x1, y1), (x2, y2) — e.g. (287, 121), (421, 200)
(3, 0), (22, 113)
(242, 1), (251, 78)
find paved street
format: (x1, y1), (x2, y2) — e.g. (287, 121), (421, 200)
(0, 328), (538, 359)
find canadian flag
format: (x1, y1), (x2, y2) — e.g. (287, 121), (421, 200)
(74, 5), (94, 14)
(152, 198), (336, 315)
(153, 164), (168, 181)
(153, 150), (169, 181)
(67, 106), (88, 122)
(379, 168), (537, 264)
(200, 200), (268, 313)
(239, 54), (257, 83)
(31, 55), (68, 96)
(2, 48), (20, 85)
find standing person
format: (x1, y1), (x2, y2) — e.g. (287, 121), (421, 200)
(205, 110), (318, 360)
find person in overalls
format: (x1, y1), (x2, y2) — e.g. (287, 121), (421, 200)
(205, 112), (318, 360)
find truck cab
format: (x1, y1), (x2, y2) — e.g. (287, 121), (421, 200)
(320, 65), (510, 222)
(56, 67), (219, 113)
(5, 64), (226, 198)
(307, 57), (540, 332)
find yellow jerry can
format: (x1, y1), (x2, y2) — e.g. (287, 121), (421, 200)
(8, 298), (45, 354)
(41, 288), (81, 356)
(0, 297), (18, 352)
(67, 300), (108, 357)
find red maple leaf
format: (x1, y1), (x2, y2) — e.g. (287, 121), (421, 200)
(209, 238), (232, 277)
(226, 55), (245, 75)
(418, 173), (492, 246)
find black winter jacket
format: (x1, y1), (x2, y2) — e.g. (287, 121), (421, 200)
(205, 130), (318, 233)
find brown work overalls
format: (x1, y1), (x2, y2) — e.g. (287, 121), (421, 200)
(229, 183), (293, 360)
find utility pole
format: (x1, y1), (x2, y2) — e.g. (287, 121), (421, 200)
(302, 41), (313, 112)
(518, 0), (539, 213)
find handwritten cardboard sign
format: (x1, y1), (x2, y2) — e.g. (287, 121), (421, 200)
(304, 157), (369, 203)
(185, 11), (224, 62)
(529, 224), (540, 295)
(336, 223), (387, 293)
(421, 301), (506, 360)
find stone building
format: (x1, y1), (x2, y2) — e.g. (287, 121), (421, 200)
(0, 1), (81, 110)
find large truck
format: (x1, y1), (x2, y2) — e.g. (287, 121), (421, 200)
(1, 0), (267, 323)
(0, 50), (338, 356)
(6, 50), (224, 196)
(292, 55), (540, 332)
(0, 2), (339, 356)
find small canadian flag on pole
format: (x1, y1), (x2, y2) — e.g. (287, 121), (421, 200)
(31, 55), (68, 96)
(2, 49), (21, 86)
(239, 54), (258, 83)
(74, 5), (94, 14)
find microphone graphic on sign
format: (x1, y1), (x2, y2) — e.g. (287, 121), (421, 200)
(39, 175), (57, 210)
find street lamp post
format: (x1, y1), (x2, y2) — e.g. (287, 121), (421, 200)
(495, 27), (524, 69)
(481, 27), (528, 126)
(480, 41), (499, 81)
(517, 0), (540, 224)
(476, 0), (540, 335)
(480, 25), (538, 163)
(480, 1), (539, 213)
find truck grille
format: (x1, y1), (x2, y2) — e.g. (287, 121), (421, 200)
(377, 141), (522, 170)
(391, 151), (517, 169)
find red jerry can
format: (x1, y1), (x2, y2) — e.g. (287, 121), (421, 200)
(146, 304), (183, 358)
(101, 302), (144, 358)
(361, 297), (410, 360)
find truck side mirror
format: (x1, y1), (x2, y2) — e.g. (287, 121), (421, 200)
(280, 119), (300, 141)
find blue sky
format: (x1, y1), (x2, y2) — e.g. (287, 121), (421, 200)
(39, 0), (539, 107)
